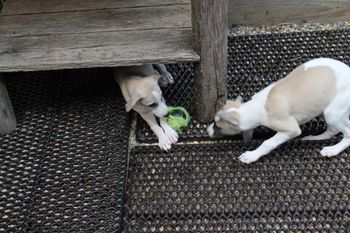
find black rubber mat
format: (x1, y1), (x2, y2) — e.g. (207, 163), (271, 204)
(135, 29), (350, 143)
(0, 69), (129, 232)
(125, 140), (350, 232)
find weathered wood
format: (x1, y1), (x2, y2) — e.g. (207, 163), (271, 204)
(0, 75), (16, 135)
(10, 0), (344, 27)
(191, 0), (228, 123)
(0, 5), (191, 37)
(228, 0), (350, 26)
(0, 2), (199, 72)
(2, 0), (189, 16)
(0, 0), (4, 14)
(0, 29), (199, 72)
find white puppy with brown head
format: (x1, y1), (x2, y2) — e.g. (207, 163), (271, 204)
(208, 58), (350, 164)
(114, 64), (178, 150)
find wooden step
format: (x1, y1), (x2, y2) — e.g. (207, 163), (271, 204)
(0, 0), (199, 72)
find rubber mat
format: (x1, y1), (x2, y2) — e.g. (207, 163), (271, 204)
(0, 69), (129, 232)
(135, 29), (350, 143)
(125, 140), (350, 232)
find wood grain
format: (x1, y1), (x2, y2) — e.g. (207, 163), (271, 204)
(2, 0), (189, 15)
(0, 2), (199, 72)
(0, 29), (199, 72)
(0, 5), (191, 37)
(191, 0), (228, 123)
(229, 0), (350, 25)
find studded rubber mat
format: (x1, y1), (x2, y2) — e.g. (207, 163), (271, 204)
(0, 69), (129, 232)
(125, 139), (350, 232)
(136, 29), (350, 143)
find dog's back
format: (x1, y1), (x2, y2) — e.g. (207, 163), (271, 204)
(114, 65), (155, 84)
(266, 58), (350, 124)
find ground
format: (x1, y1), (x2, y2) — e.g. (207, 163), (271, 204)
(1, 27), (350, 232)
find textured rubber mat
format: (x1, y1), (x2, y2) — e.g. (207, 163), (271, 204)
(125, 140), (350, 232)
(0, 69), (129, 232)
(136, 29), (350, 143)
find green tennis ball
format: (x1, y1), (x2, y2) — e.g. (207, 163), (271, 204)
(166, 106), (190, 133)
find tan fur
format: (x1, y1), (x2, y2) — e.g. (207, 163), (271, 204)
(114, 65), (179, 151)
(266, 65), (337, 131)
(216, 111), (241, 135)
(221, 99), (241, 111)
(215, 98), (242, 135)
(114, 65), (162, 111)
(119, 76), (159, 104)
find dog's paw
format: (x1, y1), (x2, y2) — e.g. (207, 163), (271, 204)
(164, 126), (179, 144)
(301, 135), (315, 141)
(239, 151), (261, 164)
(158, 135), (172, 151)
(320, 146), (339, 157)
(166, 72), (174, 84)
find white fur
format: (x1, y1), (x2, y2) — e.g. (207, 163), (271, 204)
(304, 58), (350, 90)
(151, 91), (168, 117)
(214, 58), (350, 164)
(208, 123), (214, 137)
(234, 84), (274, 130)
(115, 65), (178, 150)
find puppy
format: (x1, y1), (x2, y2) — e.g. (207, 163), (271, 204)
(114, 64), (178, 150)
(208, 58), (350, 164)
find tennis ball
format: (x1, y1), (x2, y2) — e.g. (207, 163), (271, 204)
(166, 106), (190, 133)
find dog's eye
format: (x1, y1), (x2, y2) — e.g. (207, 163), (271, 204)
(149, 103), (158, 108)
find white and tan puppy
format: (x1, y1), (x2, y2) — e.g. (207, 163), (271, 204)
(114, 64), (178, 150)
(208, 58), (350, 164)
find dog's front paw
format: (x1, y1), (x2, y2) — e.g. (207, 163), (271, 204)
(164, 126), (179, 144)
(239, 151), (261, 164)
(158, 135), (172, 151)
(320, 146), (339, 157)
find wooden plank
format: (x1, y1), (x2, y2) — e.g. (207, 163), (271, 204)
(0, 2), (199, 72)
(0, 28), (199, 72)
(228, 0), (350, 25)
(0, 75), (16, 135)
(0, 5), (191, 38)
(2, 0), (190, 16)
(191, 0), (228, 123)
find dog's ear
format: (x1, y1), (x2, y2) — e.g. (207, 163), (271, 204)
(125, 94), (142, 112)
(225, 95), (242, 108)
(218, 111), (240, 125)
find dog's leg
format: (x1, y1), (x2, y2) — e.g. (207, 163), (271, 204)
(320, 96), (350, 157)
(239, 117), (301, 164)
(153, 64), (174, 87)
(320, 121), (350, 157)
(319, 121), (350, 157)
(301, 126), (339, 141)
(159, 117), (179, 144)
(140, 112), (172, 151)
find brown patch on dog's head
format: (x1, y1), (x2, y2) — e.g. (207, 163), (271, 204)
(125, 74), (167, 116)
(215, 111), (242, 135)
(208, 96), (243, 137)
(221, 96), (242, 112)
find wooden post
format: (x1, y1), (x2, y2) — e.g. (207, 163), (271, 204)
(0, 74), (16, 134)
(191, 0), (228, 122)
(0, 0), (4, 14)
